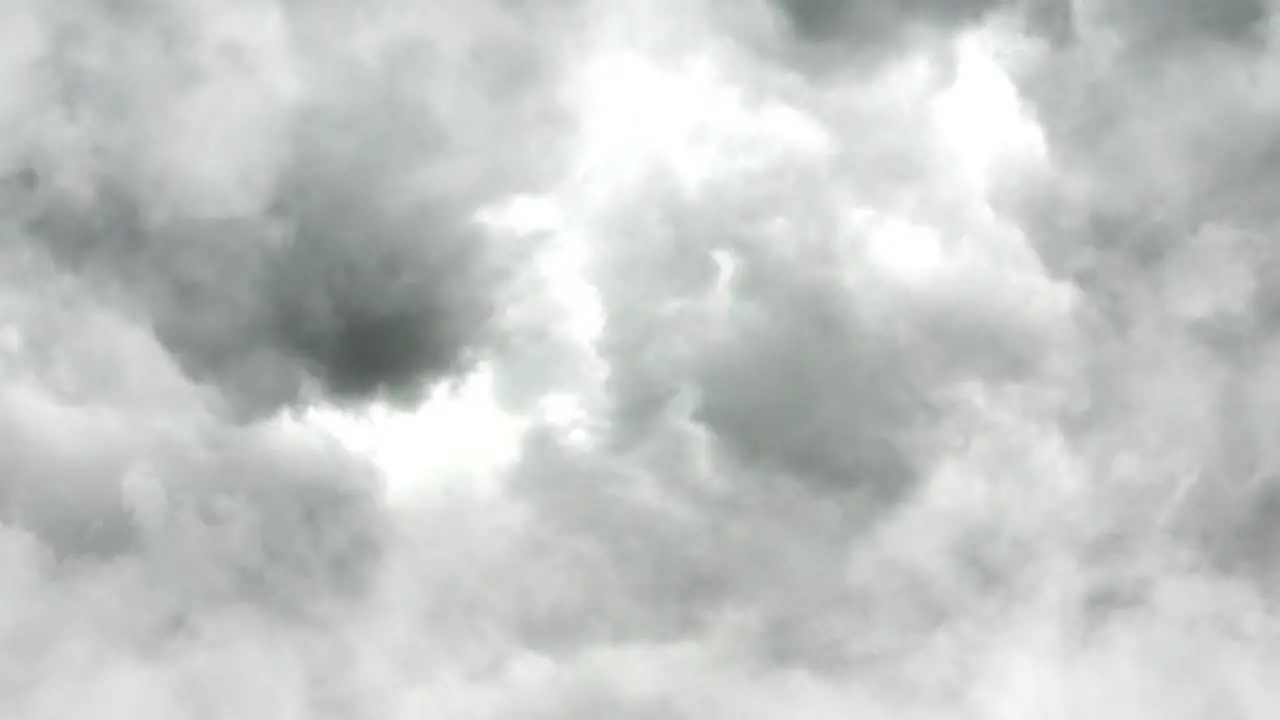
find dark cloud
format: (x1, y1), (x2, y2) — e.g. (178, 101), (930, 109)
(1016, 0), (1269, 51)
(1099, 0), (1268, 51)
(6, 0), (567, 417)
(20, 180), (496, 416)
(773, 0), (1005, 41)
(761, 0), (1011, 73)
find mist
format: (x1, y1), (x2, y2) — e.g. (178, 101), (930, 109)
(3, 0), (1280, 717)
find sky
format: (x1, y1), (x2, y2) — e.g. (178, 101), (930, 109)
(2, 0), (1280, 717)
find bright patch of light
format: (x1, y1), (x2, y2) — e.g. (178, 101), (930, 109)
(573, 52), (720, 187)
(537, 391), (596, 448)
(540, 392), (585, 427)
(710, 249), (738, 298)
(301, 364), (529, 504)
(540, 231), (607, 349)
(752, 103), (835, 158)
(867, 218), (946, 283)
(475, 194), (563, 236)
(933, 32), (1046, 187)
(571, 51), (833, 192)
(848, 207), (948, 285)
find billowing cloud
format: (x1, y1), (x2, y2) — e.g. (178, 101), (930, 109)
(3, 0), (1280, 717)
(3, 0), (572, 415)
(999, 0), (1280, 582)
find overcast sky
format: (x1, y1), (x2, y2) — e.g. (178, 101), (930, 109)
(3, 0), (1280, 717)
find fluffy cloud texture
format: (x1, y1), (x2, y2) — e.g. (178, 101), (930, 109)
(2, 0), (1279, 717)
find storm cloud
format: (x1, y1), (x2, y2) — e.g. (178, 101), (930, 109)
(4, 0), (569, 415)
(3, 0), (1280, 717)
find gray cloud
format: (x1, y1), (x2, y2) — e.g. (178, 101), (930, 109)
(6, 0), (569, 416)
(4, 0), (1280, 717)
(759, 0), (1013, 74)
(1096, 0), (1268, 51)
(772, 0), (1006, 42)
(999, 0), (1280, 595)
(0, 241), (385, 593)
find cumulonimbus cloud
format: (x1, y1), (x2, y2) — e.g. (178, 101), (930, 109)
(3, 0), (1280, 717)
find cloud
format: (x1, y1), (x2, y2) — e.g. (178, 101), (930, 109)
(999, 0), (1280, 580)
(771, 0), (1007, 42)
(4, 0), (571, 416)
(4, 0), (1280, 717)
(1094, 0), (1268, 51)
(758, 0), (1014, 74)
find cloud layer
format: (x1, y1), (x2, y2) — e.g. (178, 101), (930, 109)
(3, 0), (1280, 717)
